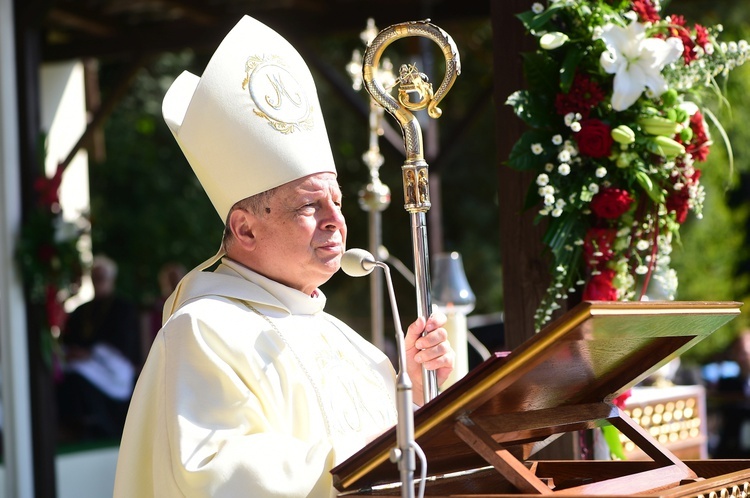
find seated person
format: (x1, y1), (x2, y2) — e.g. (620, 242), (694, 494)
(57, 254), (141, 441)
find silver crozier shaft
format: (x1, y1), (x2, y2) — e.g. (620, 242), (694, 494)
(362, 20), (460, 404)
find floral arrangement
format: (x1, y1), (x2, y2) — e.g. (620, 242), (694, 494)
(506, 0), (748, 330)
(16, 161), (87, 335)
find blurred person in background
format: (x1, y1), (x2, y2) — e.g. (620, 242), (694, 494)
(56, 254), (141, 442)
(708, 330), (750, 458)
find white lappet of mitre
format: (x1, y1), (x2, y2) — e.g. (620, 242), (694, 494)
(159, 15), (338, 322)
(162, 15), (337, 223)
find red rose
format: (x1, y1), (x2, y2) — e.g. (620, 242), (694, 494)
(687, 111), (710, 162)
(37, 244), (56, 263)
(582, 269), (618, 301)
(590, 188), (634, 219)
(33, 162), (65, 207)
(668, 15), (697, 64)
(575, 119), (614, 158)
(583, 228), (617, 269)
(695, 24), (710, 49)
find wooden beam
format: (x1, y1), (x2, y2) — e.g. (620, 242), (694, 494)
(158, 0), (218, 25)
(61, 55), (151, 171)
(46, 7), (115, 37)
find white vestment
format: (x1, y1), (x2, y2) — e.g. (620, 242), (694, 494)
(113, 258), (398, 497)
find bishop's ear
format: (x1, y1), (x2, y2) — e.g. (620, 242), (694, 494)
(227, 208), (256, 250)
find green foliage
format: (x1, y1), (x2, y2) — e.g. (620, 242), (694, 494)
(17, 205), (85, 304)
(507, 0), (750, 330)
(17, 155), (86, 306)
(671, 19), (750, 364)
(90, 51), (218, 306)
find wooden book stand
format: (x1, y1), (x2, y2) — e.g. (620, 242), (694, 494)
(332, 301), (748, 497)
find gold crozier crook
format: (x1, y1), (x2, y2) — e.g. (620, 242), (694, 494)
(362, 20), (460, 404)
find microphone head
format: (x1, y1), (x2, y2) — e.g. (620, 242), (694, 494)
(341, 248), (377, 277)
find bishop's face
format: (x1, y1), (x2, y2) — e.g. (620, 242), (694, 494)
(244, 172), (346, 295)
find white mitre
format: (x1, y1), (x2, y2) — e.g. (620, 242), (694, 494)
(162, 15), (337, 223)
(159, 16), (338, 321)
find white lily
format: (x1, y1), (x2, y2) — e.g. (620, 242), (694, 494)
(599, 21), (684, 111)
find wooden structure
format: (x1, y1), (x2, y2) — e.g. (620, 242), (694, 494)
(331, 301), (749, 496)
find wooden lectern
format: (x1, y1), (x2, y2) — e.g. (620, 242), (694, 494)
(332, 301), (750, 497)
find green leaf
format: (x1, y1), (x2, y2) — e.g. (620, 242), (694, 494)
(559, 46), (586, 93)
(523, 182), (540, 211)
(522, 52), (560, 95)
(519, 3), (567, 32)
(544, 211), (581, 255)
(507, 130), (555, 171)
(506, 90), (557, 128)
(601, 425), (627, 460)
(515, 11), (537, 30)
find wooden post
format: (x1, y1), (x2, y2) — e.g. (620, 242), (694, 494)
(491, 0), (578, 460)
(14, 0), (58, 494)
(492, 0), (549, 349)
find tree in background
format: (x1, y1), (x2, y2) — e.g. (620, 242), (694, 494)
(670, 2), (750, 364)
(92, 51), (217, 307)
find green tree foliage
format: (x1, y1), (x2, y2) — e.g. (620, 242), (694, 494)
(91, 51), (218, 307)
(667, 2), (750, 363)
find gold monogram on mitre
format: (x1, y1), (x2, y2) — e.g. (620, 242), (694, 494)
(242, 55), (314, 134)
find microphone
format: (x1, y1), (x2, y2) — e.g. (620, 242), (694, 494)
(341, 248), (426, 498)
(341, 248), (377, 277)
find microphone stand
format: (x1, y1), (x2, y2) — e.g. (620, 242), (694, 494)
(341, 249), (426, 498)
(373, 260), (418, 498)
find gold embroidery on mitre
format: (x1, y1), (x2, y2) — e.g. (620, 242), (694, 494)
(242, 55), (314, 134)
